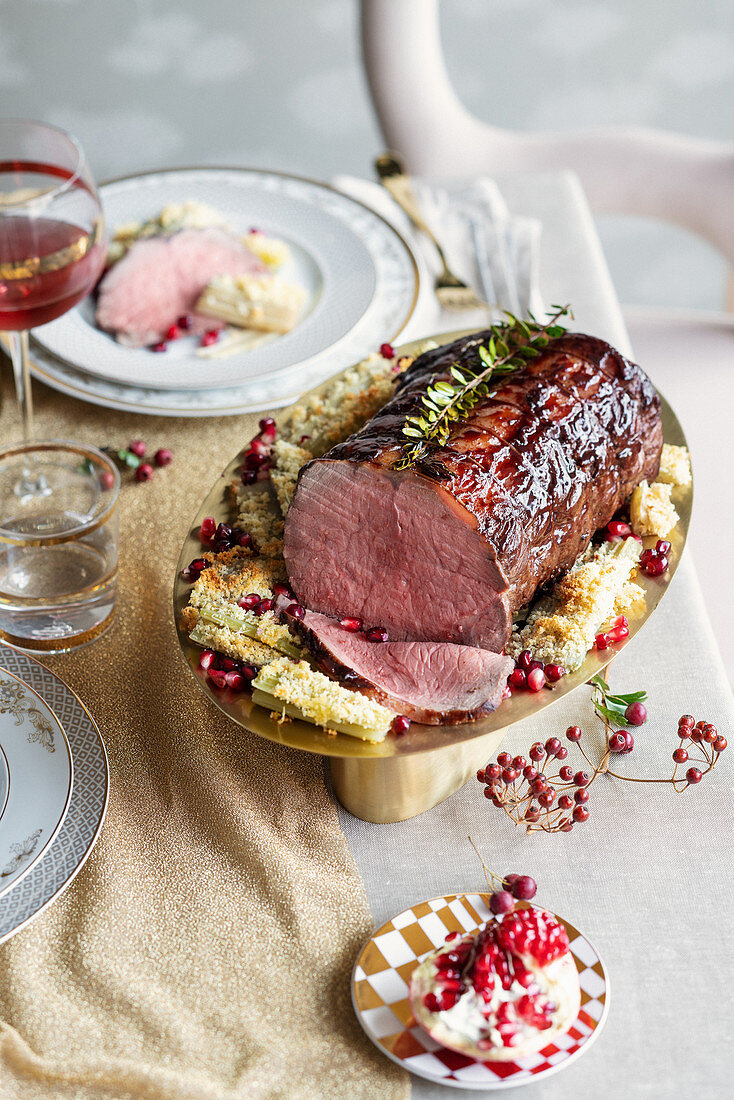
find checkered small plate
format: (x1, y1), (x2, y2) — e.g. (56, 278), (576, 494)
(352, 893), (609, 1090)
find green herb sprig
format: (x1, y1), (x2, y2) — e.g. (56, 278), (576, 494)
(394, 304), (572, 472)
(590, 673), (647, 727)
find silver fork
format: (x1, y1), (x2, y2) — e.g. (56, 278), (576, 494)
(374, 152), (487, 311)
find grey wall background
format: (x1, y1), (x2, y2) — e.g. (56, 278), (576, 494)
(1, 0), (732, 310)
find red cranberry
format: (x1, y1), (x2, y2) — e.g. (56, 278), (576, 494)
(99, 469), (116, 491)
(150, 341), (167, 352)
(544, 737), (561, 756)
(566, 725), (582, 743)
(625, 701), (647, 725)
(527, 668), (546, 692)
(509, 668), (527, 689)
(154, 447), (173, 467)
(529, 742), (545, 761)
(672, 747), (688, 763)
(574, 770), (590, 787)
(623, 731), (635, 753)
(379, 342), (394, 359)
(339, 618), (362, 632)
(129, 440), (146, 457)
(511, 876), (537, 900)
(686, 767), (703, 784)
(392, 715), (410, 735)
(609, 731), (627, 753)
(544, 663), (565, 682)
(572, 805), (590, 823)
(135, 462), (154, 482)
(364, 627), (388, 642)
(607, 520), (632, 540)
(489, 890), (515, 915)
(165, 323), (181, 341)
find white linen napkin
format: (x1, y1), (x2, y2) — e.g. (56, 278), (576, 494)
(333, 174), (544, 342)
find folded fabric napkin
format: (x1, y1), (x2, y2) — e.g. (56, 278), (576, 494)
(334, 174), (544, 341)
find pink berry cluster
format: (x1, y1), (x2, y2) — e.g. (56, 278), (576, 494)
(640, 539), (671, 578)
(338, 617), (389, 643)
(669, 713), (727, 787)
(104, 440), (172, 484)
(150, 314), (220, 353)
(241, 418), (277, 486)
(197, 648), (257, 692)
(478, 729), (593, 833)
(508, 649), (565, 694)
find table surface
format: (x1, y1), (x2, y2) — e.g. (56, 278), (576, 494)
(341, 171), (734, 1100)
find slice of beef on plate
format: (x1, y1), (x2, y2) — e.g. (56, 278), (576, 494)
(293, 611), (513, 725)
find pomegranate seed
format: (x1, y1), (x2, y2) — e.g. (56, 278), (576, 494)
(219, 657), (238, 671)
(225, 670), (245, 691)
(574, 788), (589, 804)
(284, 603), (305, 619)
(544, 737), (561, 755)
(129, 440), (146, 457)
(237, 593), (261, 611)
(529, 743), (545, 761)
(606, 623), (629, 642)
(200, 516), (216, 541)
(135, 462), (154, 482)
(339, 618), (362, 632)
(544, 663), (565, 682)
(201, 329), (219, 347)
(527, 668), (546, 692)
(572, 805), (590, 823)
(566, 725), (582, 742)
(714, 736), (728, 752)
(527, 659), (544, 673)
(207, 668), (227, 689)
(150, 341), (167, 352)
(497, 752), (512, 767)
(686, 767), (703, 784)
(609, 731), (627, 753)
(486, 763), (501, 780)
(644, 553), (668, 577)
(392, 715), (411, 735)
(423, 992), (442, 1012)
(624, 701), (647, 725)
(364, 627), (388, 642)
(673, 747), (688, 763)
(154, 447), (173, 467)
(177, 314), (193, 330)
(607, 520), (632, 539)
(656, 540), (672, 555)
(272, 582), (292, 598)
(241, 468), (257, 485)
(511, 875), (537, 900)
(198, 649), (216, 671)
(240, 663), (257, 682)
(517, 650), (534, 672)
(489, 890), (515, 915)
(559, 794), (574, 810)
(259, 416), (276, 433)
(509, 668), (527, 689)
(256, 598), (275, 614)
(379, 342), (394, 359)
(574, 770), (590, 787)
(595, 632), (609, 650)
(165, 324), (181, 341)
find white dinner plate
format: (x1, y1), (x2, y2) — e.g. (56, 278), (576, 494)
(0, 667), (73, 897)
(0, 646), (108, 945)
(31, 168), (419, 394)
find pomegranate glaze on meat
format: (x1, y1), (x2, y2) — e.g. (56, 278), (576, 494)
(294, 611), (514, 724)
(283, 332), (662, 651)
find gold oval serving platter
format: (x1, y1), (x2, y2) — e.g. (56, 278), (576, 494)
(174, 332), (692, 822)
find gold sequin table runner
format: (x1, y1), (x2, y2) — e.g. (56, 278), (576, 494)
(0, 378), (408, 1100)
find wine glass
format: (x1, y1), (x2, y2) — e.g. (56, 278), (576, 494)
(0, 119), (106, 495)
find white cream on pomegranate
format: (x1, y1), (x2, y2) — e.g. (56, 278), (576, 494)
(436, 976), (541, 1045)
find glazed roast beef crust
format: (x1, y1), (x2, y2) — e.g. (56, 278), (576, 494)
(284, 332), (663, 650)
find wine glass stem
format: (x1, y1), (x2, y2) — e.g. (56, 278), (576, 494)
(7, 330), (34, 442)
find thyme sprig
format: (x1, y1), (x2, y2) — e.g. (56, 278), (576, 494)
(394, 304), (572, 472)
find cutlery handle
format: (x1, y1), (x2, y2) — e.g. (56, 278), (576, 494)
(374, 153), (449, 269)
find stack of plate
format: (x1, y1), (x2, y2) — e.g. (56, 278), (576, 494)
(28, 168), (420, 417)
(0, 648), (108, 944)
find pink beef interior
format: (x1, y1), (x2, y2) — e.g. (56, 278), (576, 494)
(96, 226), (266, 347)
(301, 611), (513, 714)
(284, 461), (511, 651)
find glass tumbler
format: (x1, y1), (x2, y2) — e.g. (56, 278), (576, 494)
(0, 441), (119, 652)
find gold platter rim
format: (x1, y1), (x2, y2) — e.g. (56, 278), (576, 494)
(173, 329), (692, 761)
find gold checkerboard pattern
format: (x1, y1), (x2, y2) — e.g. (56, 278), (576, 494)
(352, 893), (608, 1090)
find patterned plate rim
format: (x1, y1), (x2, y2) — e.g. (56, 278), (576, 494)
(352, 893), (610, 1091)
(0, 666), (74, 899)
(0, 644), (109, 946)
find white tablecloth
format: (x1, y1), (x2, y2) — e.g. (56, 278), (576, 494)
(337, 172), (734, 1099)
